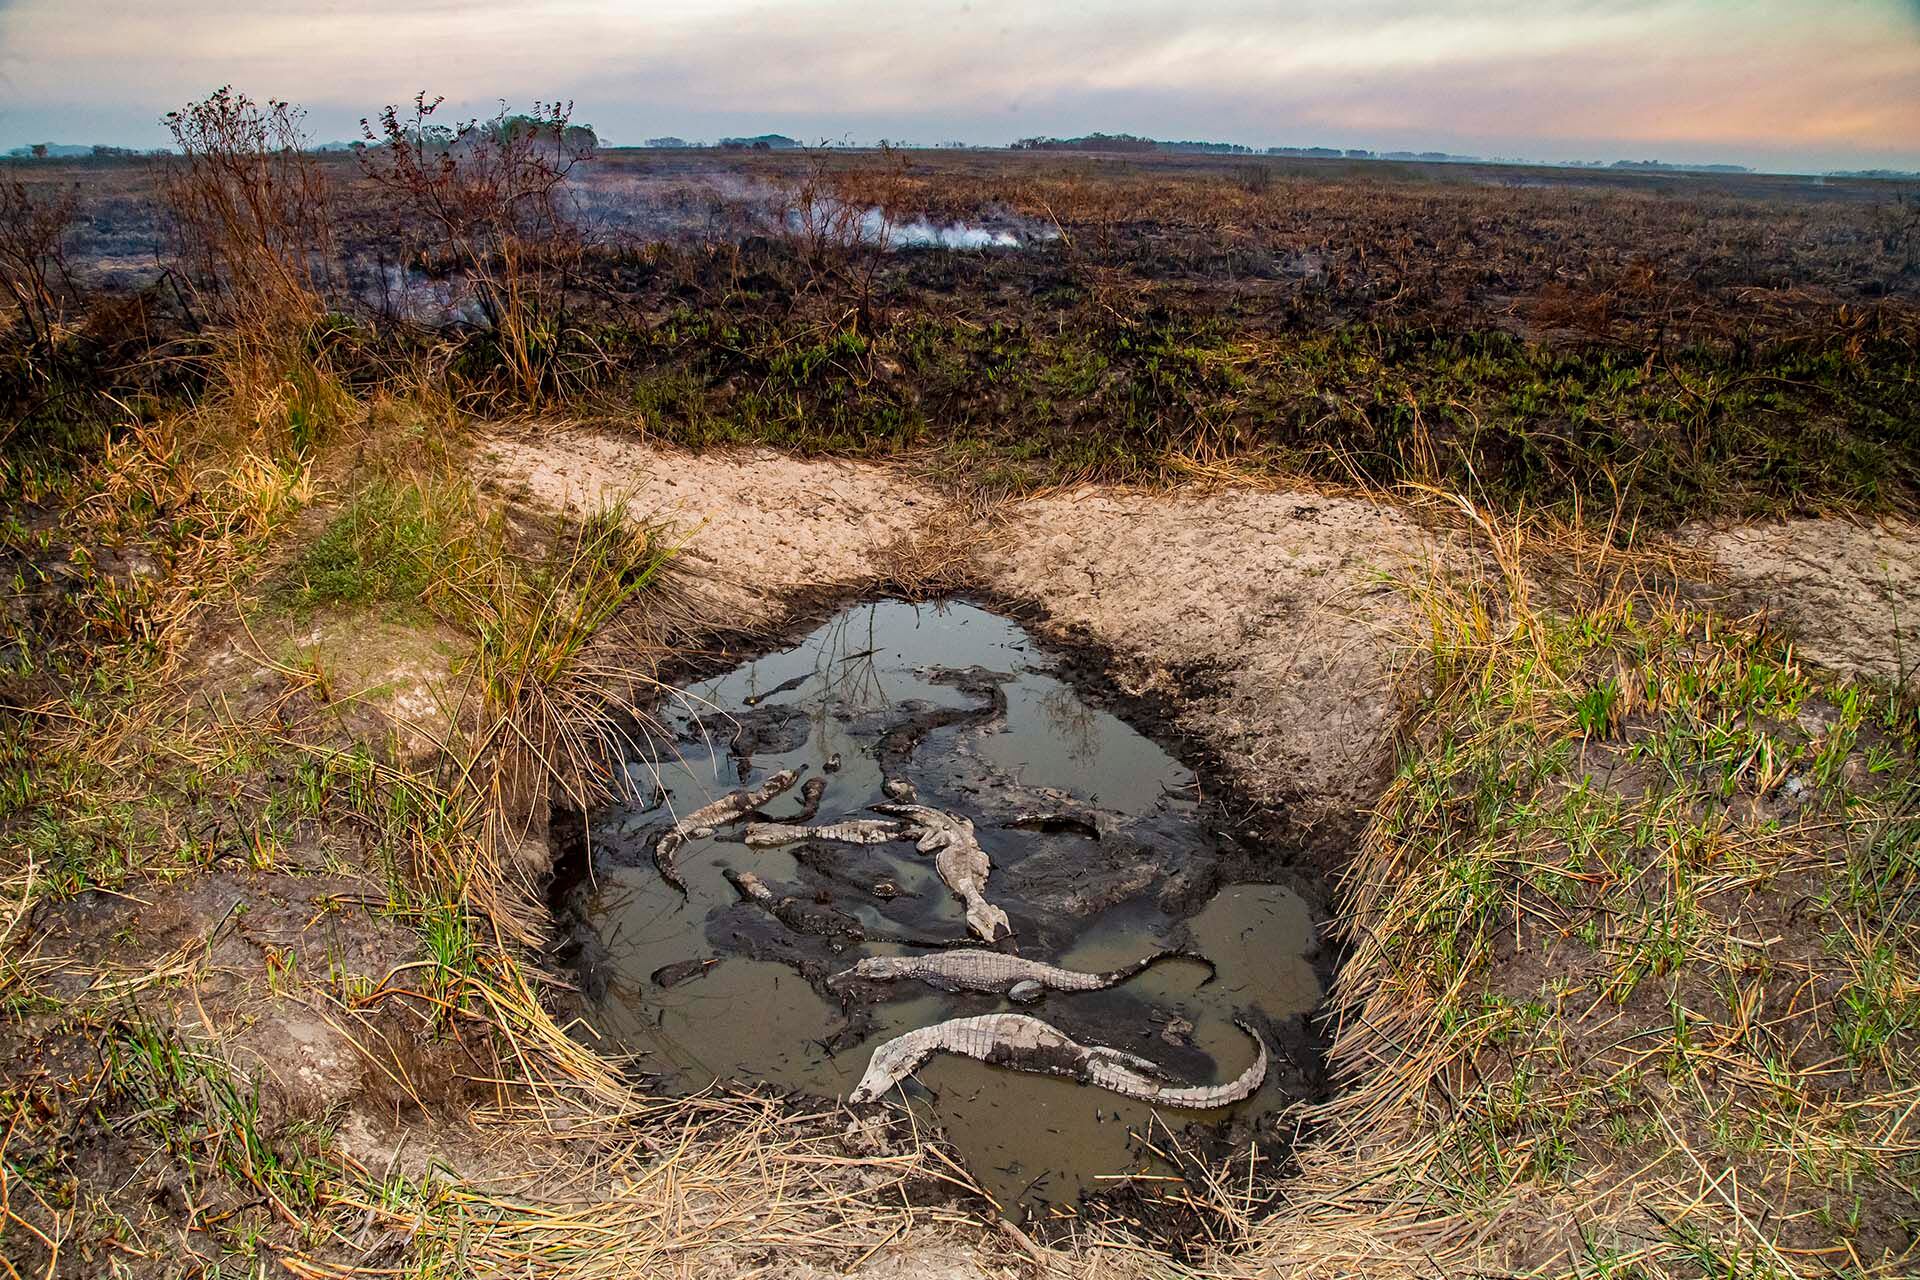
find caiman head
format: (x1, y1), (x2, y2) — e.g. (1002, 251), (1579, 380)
(827, 956), (900, 992)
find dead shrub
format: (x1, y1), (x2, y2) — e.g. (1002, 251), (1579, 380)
(0, 176), (79, 376)
(774, 144), (912, 326)
(159, 87), (356, 453)
(358, 94), (595, 404)
(161, 86), (334, 342)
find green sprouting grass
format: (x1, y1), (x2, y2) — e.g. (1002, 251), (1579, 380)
(106, 1021), (342, 1245)
(278, 476), (473, 612)
(1835, 943), (1920, 1071)
(1340, 560), (1920, 1267)
(601, 299), (1919, 519)
(1245, 327), (1920, 520)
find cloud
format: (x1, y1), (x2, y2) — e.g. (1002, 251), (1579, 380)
(0, 0), (1914, 169)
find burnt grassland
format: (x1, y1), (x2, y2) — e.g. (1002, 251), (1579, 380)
(11, 144), (1920, 521)
(0, 107), (1917, 1279)
(585, 150), (1920, 520)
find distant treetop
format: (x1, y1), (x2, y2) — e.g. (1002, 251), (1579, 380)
(718, 133), (800, 150)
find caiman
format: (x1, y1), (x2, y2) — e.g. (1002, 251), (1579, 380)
(652, 768), (800, 892)
(847, 1012), (1268, 1108)
(743, 819), (914, 848)
(786, 776), (827, 822)
(872, 802), (1011, 942)
(724, 869), (865, 945)
(828, 947), (1214, 1001)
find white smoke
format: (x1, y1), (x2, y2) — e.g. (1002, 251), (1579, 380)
(862, 209), (1020, 250)
(362, 264), (491, 328)
(558, 168), (1061, 252)
(793, 200), (1053, 251)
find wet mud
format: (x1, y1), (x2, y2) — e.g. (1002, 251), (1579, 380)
(552, 599), (1327, 1213)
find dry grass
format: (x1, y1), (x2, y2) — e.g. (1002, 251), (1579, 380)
(866, 486), (1001, 600)
(160, 87), (351, 425)
(285, 1098), (961, 1280)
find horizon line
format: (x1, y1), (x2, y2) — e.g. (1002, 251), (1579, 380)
(4, 131), (1916, 180)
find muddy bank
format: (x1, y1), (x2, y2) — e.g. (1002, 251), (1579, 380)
(484, 429), (1442, 856)
(478, 427), (1424, 1225)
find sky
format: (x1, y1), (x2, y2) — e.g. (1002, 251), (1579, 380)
(1, 0), (1917, 172)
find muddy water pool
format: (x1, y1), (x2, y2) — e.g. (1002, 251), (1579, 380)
(557, 600), (1323, 1213)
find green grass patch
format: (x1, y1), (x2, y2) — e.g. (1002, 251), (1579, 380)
(278, 477), (472, 612)
(600, 295), (1920, 518)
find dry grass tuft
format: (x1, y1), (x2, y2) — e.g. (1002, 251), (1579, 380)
(297, 1097), (954, 1280)
(868, 485), (1002, 601)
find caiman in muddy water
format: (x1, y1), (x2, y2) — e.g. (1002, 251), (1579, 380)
(743, 818), (914, 847)
(561, 600), (1326, 1212)
(830, 947), (1215, 1001)
(872, 802), (1011, 942)
(651, 768), (801, 892)
(848, 1012), (1269, 1108)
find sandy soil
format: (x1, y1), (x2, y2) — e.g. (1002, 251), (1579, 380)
(979, 488), (1444, 852)
(476, 428), (942, 627)
(1696, 517), (1920, 686)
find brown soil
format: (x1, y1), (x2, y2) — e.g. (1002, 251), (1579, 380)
(1, 867), (507, 1274)
(183, 607), (467, 760)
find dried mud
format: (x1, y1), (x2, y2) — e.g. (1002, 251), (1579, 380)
(1694, 516), (1920, 685)
(475, 428), (940, 626)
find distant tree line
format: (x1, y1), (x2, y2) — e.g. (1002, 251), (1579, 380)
(9, 123), (1903, 178)
(1009, 134), (1487, 162)
(5, 143), (172, 159)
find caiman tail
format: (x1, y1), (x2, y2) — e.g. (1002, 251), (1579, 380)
(1097, 947), (1218, 990)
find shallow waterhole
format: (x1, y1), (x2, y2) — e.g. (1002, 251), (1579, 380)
(553, 599), (1326, 1215)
